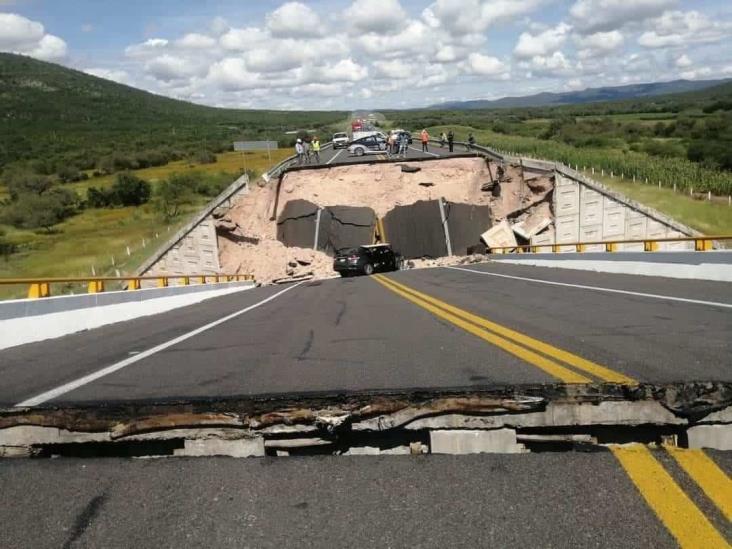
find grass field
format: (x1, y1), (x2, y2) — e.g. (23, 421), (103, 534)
(0, 148), (294, 298)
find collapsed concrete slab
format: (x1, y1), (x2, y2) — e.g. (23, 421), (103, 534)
(481, 220), (518, 250)
(383, 200), (448, 259)
(445, 203), (492, 256)
(513, 202), (552, 240)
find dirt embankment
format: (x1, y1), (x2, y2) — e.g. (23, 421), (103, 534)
(216, 158), (553, 284)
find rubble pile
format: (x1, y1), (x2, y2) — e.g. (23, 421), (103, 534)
(215, 157), (557, 284)
(482, 165), (555, 250)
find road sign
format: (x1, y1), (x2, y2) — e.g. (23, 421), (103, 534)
(233, 141), (279, 151)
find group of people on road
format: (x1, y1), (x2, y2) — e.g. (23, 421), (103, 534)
(295, 129), (479, 165)
(438, 130), (476, 152)
(387, 131), (410, 158)
(295, 136), (321, 165)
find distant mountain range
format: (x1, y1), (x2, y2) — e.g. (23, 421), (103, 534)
(427, 79), (732, 110)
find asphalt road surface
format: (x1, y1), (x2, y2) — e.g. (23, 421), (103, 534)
(1, 448), (730, 549)
(2, 262), (730, 407)
(2, 262), (731, 548)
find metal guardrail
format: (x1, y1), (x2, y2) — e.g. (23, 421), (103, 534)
(489, 235), (732, 254)
(0, 274), (254, 299)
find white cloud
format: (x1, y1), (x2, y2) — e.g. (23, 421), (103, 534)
(570, 0), (676, 33)
(354, 20), (434, 59)
(576, 30), (624, 58)
(0, 12), (67, 60)
(125, 38), (169, 58)
(219, 27), (268, 51)
(523, 51), (574, 77)
(266, 2), (324, 38)
(295, 82), (346, 97)
(564, 78), (584, 91)
(638, 11), (732, 48)
(207, 57), (264, 91)
(373, 58), (415, 79)
(433, 44), (469, 63)
(424, 0), (545, 36)
(296, 58), (368, 84)
(244, 43), (305, 73)
(209, 16), (229, 36)
(176, 33), (216, 49)
(344, 0), (407, 34)
(514, 22), (571, 58)
(680, 66), (712, 80)
(459, 52), (509, 78)
(144, 54), (204, 81)
(675, 54), (691, 68)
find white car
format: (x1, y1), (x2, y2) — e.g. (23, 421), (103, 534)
(332, 132), (350, 149)
(348, 135), (387, 156)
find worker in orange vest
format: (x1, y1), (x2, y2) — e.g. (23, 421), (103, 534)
(420, 129), (429, 153)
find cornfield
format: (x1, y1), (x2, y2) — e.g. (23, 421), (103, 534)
(431, 126), (732, 196)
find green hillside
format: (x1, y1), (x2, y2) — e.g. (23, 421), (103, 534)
(0, 52), (346, 174)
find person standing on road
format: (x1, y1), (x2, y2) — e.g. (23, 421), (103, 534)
(398, 132), (408, 158)
(303, 139), (311, 164)
(447, 130), (454, 152)
(420, 129), (430, 152)
(389, 132), (398, 156)
(311, 136), (321, 164)
(440, 132), (447, 148)
(295, 139), (304, 165)
(467, 132), (476, 151)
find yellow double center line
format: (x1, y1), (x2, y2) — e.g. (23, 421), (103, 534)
(373, 274), (636, 385)
(612, 445), (731, 548)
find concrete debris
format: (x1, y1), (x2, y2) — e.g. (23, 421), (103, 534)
(430, 429), (527, 454)
(489, 165), (553, 221)
(273, 273), (313, 284)
(481, 220), (517, 250)
(527, 177), (552, 193)
(480, 180), (496, 192)
(531, 225), (555, 246)
(687, 425), (732, 450)
(458, 254), (487, 264)
(173, 437), (264, 458)
(400, 165), (421, 173)
(211, 207), (228, 219)
(215, 218), (238, 233)
(265, 438), (332, 449)
(3, 384), (732, 456)
(512, 202), (552, 240)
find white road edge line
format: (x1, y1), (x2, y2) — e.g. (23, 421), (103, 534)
(326, 148), (345, 165)
(446, 266), (732, 309)
(14, 281), (306, 408)
(408, 146), (440, 157)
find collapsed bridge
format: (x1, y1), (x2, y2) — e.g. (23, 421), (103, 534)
(139, 146), (698, 284)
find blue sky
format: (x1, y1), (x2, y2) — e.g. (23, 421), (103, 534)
(1, 0), (731, 109)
